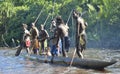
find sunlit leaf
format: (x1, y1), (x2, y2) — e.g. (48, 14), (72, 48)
(87, 4), (96, 11)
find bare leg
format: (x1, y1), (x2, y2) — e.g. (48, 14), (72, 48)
(36, 49), (39, 55)
(15, 41), (24, 56)
(61, 37), (67, 57)
(26, 47), (31, 55)
(76, 36), (83, 58)
(15, 46), (23, 56)
(41, 42), (44, 52)
(51, 54), (54, 63)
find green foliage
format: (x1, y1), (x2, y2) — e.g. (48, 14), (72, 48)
(87, 4), (96, 11)
(0, 0), (120, 48)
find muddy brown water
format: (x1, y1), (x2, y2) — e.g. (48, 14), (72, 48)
(0, 47), (120, 74)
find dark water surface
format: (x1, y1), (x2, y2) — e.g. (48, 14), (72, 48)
(0, 47), (120, 74)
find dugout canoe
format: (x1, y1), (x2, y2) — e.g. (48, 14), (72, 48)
(25, 54), (117, 70)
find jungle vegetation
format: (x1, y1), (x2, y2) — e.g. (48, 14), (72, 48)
(0, 0), (120, 49)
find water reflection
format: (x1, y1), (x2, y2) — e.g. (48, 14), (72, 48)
(0, 48), (120, 74)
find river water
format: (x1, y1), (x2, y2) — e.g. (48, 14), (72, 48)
(0, 47), (120, 74)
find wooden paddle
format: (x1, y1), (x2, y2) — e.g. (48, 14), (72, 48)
(70, 48), (76, 67)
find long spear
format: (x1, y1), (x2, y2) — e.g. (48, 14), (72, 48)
(66, 9), (73, 25)
(34, 4), (45, 24)
(43, 13), (51, 26)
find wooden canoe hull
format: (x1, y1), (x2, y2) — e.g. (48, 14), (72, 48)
(25, 54), (117, 70)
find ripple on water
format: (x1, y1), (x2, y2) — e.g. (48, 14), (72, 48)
(0, 48), (120, 74)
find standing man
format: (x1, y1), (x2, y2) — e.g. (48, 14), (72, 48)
(55, 16), (69, 57)
(15, 23), (31, 56)
(30, 23), (39, 54)
(49, 19), (61, 56)
(73, 10), (88, 58)
(38, 24), (49, 53)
